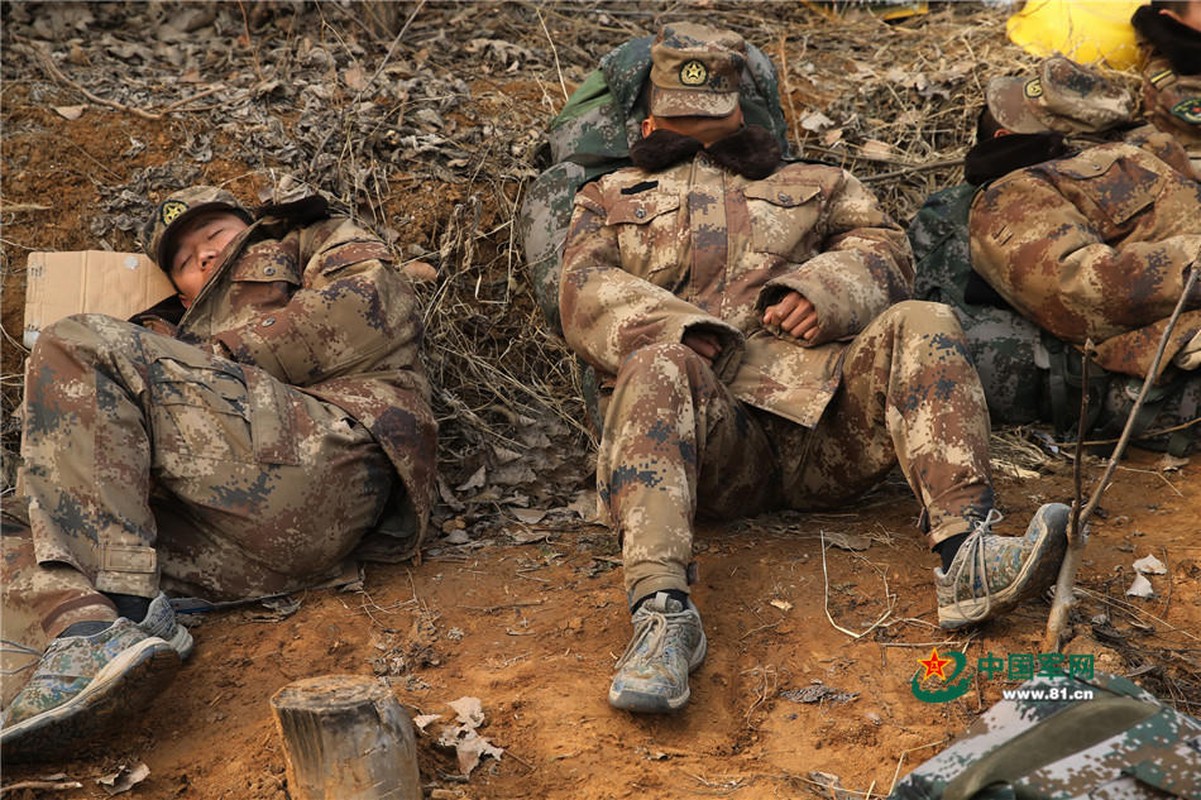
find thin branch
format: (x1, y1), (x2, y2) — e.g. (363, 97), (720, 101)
(1044, 266), (1199, 651)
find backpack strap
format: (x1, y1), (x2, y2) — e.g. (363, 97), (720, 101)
(943, 695), (1159, 800)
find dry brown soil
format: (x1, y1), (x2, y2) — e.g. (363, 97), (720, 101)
(1, 3), (1199, 799)
(2, 448), (1199, 800)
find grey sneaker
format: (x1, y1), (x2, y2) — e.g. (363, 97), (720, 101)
(0, 618), (181, 762)
(139, 593), (194, 659)
(608, 592), (707, 713)
(935, 503), (1070, 630)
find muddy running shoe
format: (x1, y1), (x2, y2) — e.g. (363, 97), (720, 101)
(138, 593), (194, 659)
(0, 618), (181, 762)
(935, 503), (1070, 630)
(608, 592), (707, 713)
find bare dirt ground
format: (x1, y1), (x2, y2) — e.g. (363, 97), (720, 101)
(1, 3), (1198, 798)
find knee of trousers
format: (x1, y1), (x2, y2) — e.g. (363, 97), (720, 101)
(33, 314), (144, 365)
(876, 300), (972, 350)
(614, 342), (715, 391)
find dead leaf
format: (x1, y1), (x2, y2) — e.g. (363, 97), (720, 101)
(447, 696), (485, 728)
(97, 762), (150, 796)
(453, 729), (504, 776)
(800, 110), (835, 132)
(1126, 574), (1155, 598)
(402, 260), (438, 282)
(823, 531), (871, 551)
(343, 65), (366, 91)
(858, 139), (896, 160)
(511, 508), (546, 525)
(456, 465), (486, 492)
(1133, 554), (1167, 575)
(54, 105), (86, 120)
(413, 713), (442, 731)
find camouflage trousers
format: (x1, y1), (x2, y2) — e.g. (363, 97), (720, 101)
(4, 314), (393, 689)
(597, 302), (995, 606)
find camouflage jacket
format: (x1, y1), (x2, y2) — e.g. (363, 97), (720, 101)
(174, 203), (437, 556)
(559, 151), (912, 427)
(1140, 51), (1201, 171)
(969, 128), (1201, 380)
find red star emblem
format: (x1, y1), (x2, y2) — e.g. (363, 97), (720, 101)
(918, 647), (953, 681)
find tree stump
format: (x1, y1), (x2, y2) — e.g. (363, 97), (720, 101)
(270, 675), (421, 800)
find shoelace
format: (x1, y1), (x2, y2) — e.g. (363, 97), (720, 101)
(614, 605), (671, 671)
(952, 508), (1004, 622)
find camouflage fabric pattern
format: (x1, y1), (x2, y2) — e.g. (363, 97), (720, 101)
(20, 313), (395, 601)
(1141, 53), (1201, 171)
(985, 55), (1135, 135)
(556, 142), (996, 601)
(560, 152), (913, 427)
(594, 304), (995, 604)
(889, 671), (1201, 799)
(969, 129), (1201, 381)
(910, 184), (1045, 424)
(647, 23), (744, 119)
(171, 208), (438, 549)
(10, 203), (436, 673)
(517, 34), (789, 333)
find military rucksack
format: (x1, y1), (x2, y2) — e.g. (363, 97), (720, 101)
(889, 671), (1201, 799)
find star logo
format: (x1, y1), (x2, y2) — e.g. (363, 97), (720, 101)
(917, 647), (953, 681)
(679, 60), (708, 87)
(160, 199), (188, 226)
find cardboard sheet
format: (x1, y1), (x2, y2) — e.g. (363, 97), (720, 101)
(23, 251), (175, 348)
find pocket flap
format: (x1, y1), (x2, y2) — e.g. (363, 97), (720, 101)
(744, 183), (822, 208)
(605, 192), (680, 225)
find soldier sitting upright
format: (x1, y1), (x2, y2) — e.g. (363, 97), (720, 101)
(556, 23), (1070, 715)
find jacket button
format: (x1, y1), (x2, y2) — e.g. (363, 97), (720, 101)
(264, 267), (276, 276)
(634, 208), (646, 219)
(261, 317), (276, 327)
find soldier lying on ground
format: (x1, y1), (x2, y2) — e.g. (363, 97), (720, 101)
(911, 56), (1200, 455)
(556, 22), (1071, 716)
(0, 186), (437, 760)
(1132, 0), (1201, 171)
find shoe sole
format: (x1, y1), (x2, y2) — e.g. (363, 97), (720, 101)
(608, 631), (708, 713)
(1, 638), (181, 762)
(938, 510), (1069, 630)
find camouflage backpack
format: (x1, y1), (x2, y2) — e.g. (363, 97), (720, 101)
(517, 33), (791, 335)
(889, 671), (1201, 799)
(909, 184), (1200, 455)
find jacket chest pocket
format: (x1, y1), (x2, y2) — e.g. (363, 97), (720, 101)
(745, 183), (823, 258)
(1053, 154), (1160, 233)
(606, 191), (684, 282)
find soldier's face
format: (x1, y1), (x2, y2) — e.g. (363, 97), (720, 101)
(169, 211), (250, 308)
(642, 106), (745, 146)
(1163, 1), (1201, 32)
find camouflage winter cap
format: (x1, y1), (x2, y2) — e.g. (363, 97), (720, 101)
(145, 185), (252, 271)
(986, 56), (1134, 135)
(649, 23), (746, 118)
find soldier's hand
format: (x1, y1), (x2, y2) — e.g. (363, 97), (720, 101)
(763, 290), (820, 341)
(683, 330), (724, 365)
